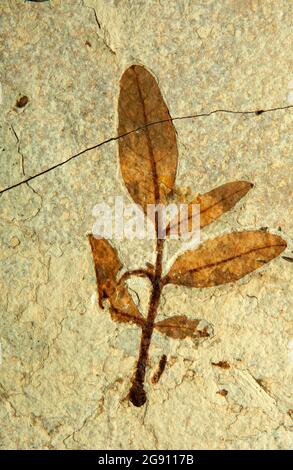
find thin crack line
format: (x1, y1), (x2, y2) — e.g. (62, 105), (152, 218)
(9, 124), (43, 218)
(1, 104), (292, 196)
(11, 124), (25, 175)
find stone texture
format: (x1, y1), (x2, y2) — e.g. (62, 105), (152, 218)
(0, 0), (292, 449)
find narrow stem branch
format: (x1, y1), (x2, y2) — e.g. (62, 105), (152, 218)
(118, 269), (154, 285)
(129, 236), (164, 407)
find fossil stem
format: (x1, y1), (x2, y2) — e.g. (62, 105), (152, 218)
(118, 268), (154, 285)
(129, 236), (164, 407)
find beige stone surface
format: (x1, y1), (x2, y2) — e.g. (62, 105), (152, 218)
(0, 0), (293, 449)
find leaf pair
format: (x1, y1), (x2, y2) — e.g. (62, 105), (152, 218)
(88, 235), (211, 339)
(118, 65), (254, 238)
(118, 65), (286, 287)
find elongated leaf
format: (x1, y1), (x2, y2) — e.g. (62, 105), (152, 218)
(88, 235), (121, 283)
(155, 315), (211, 339)
(167, 181), (253, 236)
(118, 65), (178, 214)
(88, 235), (121, 306)
(165, 231), (287, 287)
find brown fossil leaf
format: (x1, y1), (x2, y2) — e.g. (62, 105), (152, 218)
(155, 315), (210, 339)
(109, 282), (145, 328)
(118, 65), (178, 215)
(88, 234), (143, 325)
(88, 235), (121, 307)
(167, 181), (253, 236)
(165, 231), (287, 288)
(88, 235), (121, 284)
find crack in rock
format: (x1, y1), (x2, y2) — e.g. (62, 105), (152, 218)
(27, 315), (67, 386)
(82, 0), (116, 55)
(9, 124), (43, 219)
(1, 104), (292, 196)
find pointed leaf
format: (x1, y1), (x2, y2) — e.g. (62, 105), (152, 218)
(108, 282), (145, 328)
(165, 231), (286, 287)
(88, 235), (121, 283)
(88, 235), (121, 306)
(167, 181), (253, 236)
(155, 315), (211, 339)
(118, 65), (178, 215)
(88, 235), (144, 326)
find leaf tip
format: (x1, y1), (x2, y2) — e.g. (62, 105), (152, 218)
(241, 180), (254, 192)
(274, 234), (287, 250)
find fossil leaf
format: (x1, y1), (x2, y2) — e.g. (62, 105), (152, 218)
(155, 315), (211, 339)
(88, 235), (121, 284)
(88, 235), (143, 324)
(109, 282), (145, 328)
(118, 65), (178, 215)
(165, 231), (287, 288)
(88, 234), (121, 306)
(167, 181), (253, 236)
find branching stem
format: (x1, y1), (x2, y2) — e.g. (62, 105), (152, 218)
(129, 236), (165, 406)
(118, 269), (154, 285)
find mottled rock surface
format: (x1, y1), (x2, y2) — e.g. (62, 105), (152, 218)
(0, 0), (292, 449)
